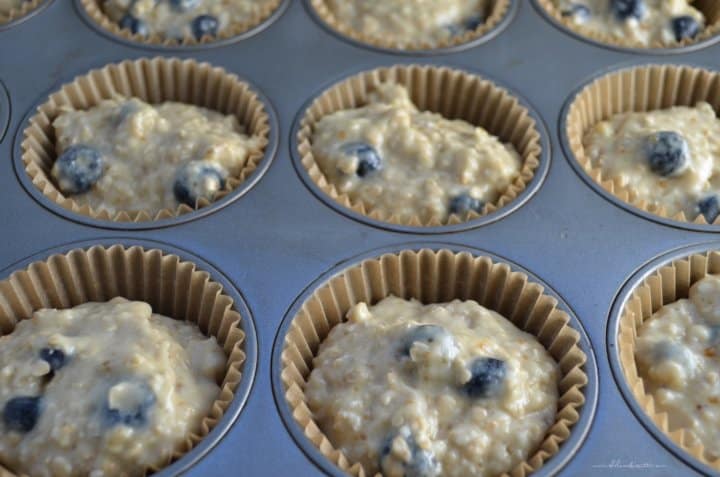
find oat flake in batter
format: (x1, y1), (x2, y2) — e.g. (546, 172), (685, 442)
(0, 297), (225, 477)
(305, 296), (559, 477)
(311, 83), (522, 223)
(51, 97), (263, 216)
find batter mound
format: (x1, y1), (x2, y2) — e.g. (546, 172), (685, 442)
(0, 297), (225, 477)
(311, 83), (522, 223)
(51, 97), (263, 216)
(583, 102), (720, 222)
(305, 296), (559, 477)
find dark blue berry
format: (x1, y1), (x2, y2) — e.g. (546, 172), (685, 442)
(169, 0), (200, 12)
(191, 15), (219, 40)
(645, 131), (689, 177)
(399, 325), (454, 358)
(463, 14), (484, 31)
(118, 13), (149, 36)
(611, 0), (645, 20)
(671, 16), (700, 42)
(53, 145), (105, 195)
(561, 4), (591, 22)
(380, 427), (439, 477)
(104, 383), (156, 428)
(341, 142), (383, 177)
(3, 396), (42, 433)
(462, 357), (506, 398)
(448, 193), (484, 215)
(40, 348), (67, 372)
(698, 195), (720, 224)
(173, 162), (227, 207)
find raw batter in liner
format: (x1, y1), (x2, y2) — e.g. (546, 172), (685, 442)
(635, 274), (720, 460)
(0, 0), (28, 15)
(311, 83), (522, 223)
(305, 296), (559, 477)
(583, 102), (720, 222)
(51, 97), (263, 216)
(323, 0), (488, 47)
(0, 297), (225, 477)
(554, 0), (705, 46)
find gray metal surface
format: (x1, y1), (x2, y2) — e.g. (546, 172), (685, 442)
(0, 0), (718, 475)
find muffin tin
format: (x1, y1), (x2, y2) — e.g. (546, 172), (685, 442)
(1, 0), (720, 475)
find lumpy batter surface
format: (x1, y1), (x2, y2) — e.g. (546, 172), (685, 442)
(323, 0), (488, 46)
(0, 297), (225, 477)
(635, 275), (720, 460)
(52, 97), (263, 215)
(553, 0), (705, 46)
(583, 102), (720, 222)
(311, 83), (522, 223)
(305, 296), (559, 477)
(0, 0), (25, 15)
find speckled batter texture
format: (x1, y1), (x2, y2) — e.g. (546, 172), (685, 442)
(305, 296), (559, 477)
(0, 0), (25, 15)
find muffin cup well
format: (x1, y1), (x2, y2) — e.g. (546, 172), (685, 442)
(0, 0), (45, 26)
(295, 65), (544, 229)
(308, 0), (513, 52)
(0, 242), (250, 476)
(536, 0), (720, 51)
(19, 57), (271, 224)
(276, 247), (590, 477)
(563, 63), (720, 227)
(78, 0), (285, 47)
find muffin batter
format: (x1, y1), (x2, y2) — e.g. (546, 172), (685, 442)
(52, 97), (263, 215)
(311, 83), (522, 223)
(323, 0), (488, 47)
(0, 297), (225, 477)
(635, 275), (720, 460)
(554, 0), (705, 46)
(305, 296), (559, 477)
(102, 0), (276, 40)
(0, 0), (26, 15)
(583, 102), (720, 222)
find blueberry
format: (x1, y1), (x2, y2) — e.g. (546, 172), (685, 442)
(448, 193), (484, 215)
(463, 14), (484, 31)
(191, 14), (219, 40)
(104, 382), (156, 428)
(671, 16), (700, 42)
(610, 0), (645, 20)
(341, 142), (382, 177)
(173, 161), (227, 207)
(399, 325), (455, 358)
(561, 4), (591, 22)
(462, 357), (506, 398)
(3, 396), (42, 433)
(118, 13), (149, 36)
(698, 195), (720, 224)
(52, 145), (105, 195)
(380, 427), (439, 477)
(40, 347), (67, 372)
(169, 0), (200, 12)
(645, 131), (689, 177)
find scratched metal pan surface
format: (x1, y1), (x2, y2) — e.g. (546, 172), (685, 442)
(0, 0), (718, 476)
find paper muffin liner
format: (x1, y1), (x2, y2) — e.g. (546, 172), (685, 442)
(310, 0), (511, 51)
(20, 57), (270, 223)
(0, 0), (45, 25)
(617, 250), (720, 469)
(79, 0), (283, 46)
(537, 0), (720, 50)
(279, 248), (588, 477)
(297, 65), (543, 227)
(564, 63), (720, 225)
(0, 243), (247, 477)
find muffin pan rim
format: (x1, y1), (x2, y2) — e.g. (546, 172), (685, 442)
(270, 241), (600, 477)
(0, 0), (54, 32)
(0, 78), (9, 145)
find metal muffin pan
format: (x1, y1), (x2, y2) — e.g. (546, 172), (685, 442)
(1, 0), (719, 475)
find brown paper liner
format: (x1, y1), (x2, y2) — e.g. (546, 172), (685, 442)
(20, 57), (270, 223)
(564, 63), (720, 225)
(537, 0), (720, 49)
(0, 0), (44, 25)
(310, 0), (511, 51)
(79, 0), (283, 46)
(297, 65), (543, 227)
(279, 248), (588, 477)
(618, 250), (720, 468)
(0, 244), (247, 477)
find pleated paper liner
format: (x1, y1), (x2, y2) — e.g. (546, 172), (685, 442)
(564, 63), (720, 225)
(0, 244), (247, 477)
(279, 248), (588, 477)
(20, 57), (270, 223)
(79, 0), (283, 46)
(310, 0), (511, 51)
(0, 0), (44, 25)
(617, 250), (720, 469)
(297, 65), (542, 227)
(537, 0), (720, 50)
